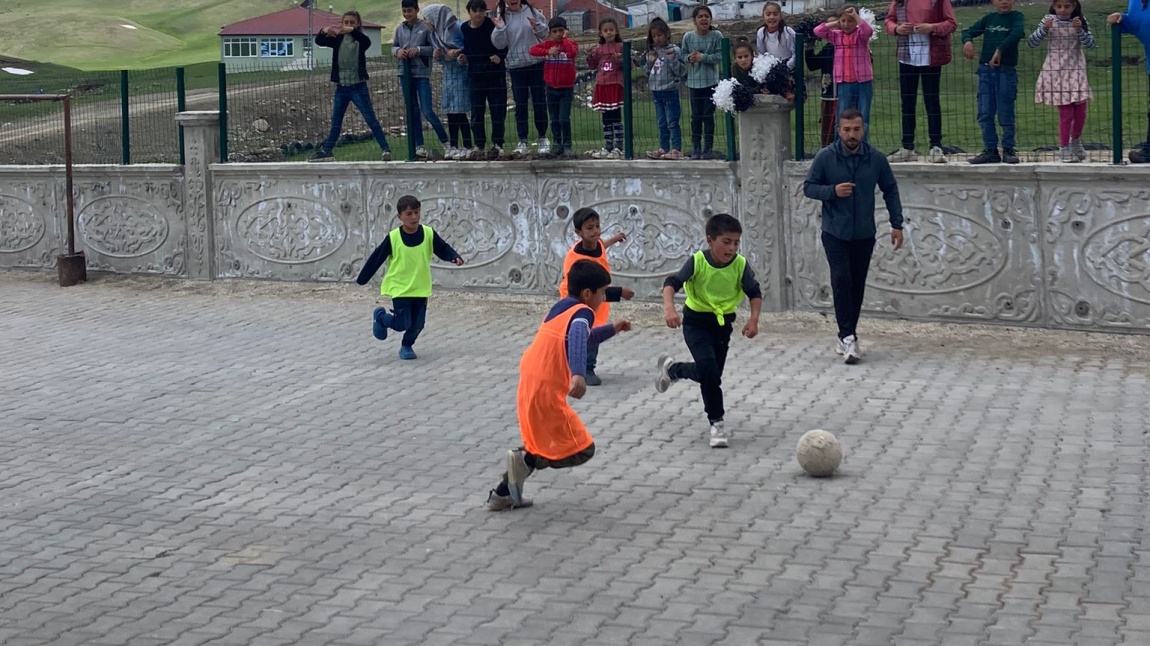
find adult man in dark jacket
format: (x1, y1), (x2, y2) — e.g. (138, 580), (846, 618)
(802, 109), (904, 364)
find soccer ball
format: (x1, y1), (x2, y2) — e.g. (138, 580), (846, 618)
(796, 429), (842, 477)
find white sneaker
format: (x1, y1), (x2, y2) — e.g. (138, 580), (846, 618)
(505, 449), (532, 505)
(452, 147), (471, 160)
(607, 148), (623, 160)
(655, 354), (674, 393)
(842, 334), (860, 364)
(415, 145), (428, 158)
(443, 145), (458, 160)
(888, 147), (916, 162)
(1070, 139), (1087, 162)
(537, 138), (551, 155)
(927, 146), (947, 163)
(592, 147), (611, 159)
(1059, 146), (1077, 163)
(513, 141), (529, 157)
(709, 421), (729, 448)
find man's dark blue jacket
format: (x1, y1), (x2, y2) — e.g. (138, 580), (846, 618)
(802, 140), (904, 241)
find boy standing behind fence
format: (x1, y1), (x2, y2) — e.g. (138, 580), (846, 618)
(529, 17), (579, 158)
(309, 11), (393, 162)
(394, 0), (451, 159)
(962, 0), (1025, 164)
(461, 0), (509, 159)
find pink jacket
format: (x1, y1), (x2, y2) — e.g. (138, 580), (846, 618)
(883, 0), (957, 67)
(588, 42), (624, 87)
(813, 21), (874, 83)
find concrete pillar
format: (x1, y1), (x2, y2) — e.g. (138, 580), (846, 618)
(175, 111), (220, 280)
(736, 94), (794, 312)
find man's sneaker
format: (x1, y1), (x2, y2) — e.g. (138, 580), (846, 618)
(709, 421), (729, 448)
(655, 354), (674, 393)
(505, 449), (532, 505)
(968, 148), (1001, 164)
(399, 345), (417, 360)
(380, 150), (392, 162)
(486, 489), (533, 511)
(1001, 148), (1020, 164)
(842, 334), (860, 364)
(585, 370), (603, 387)
(927, 146), (947, 163)
(513, 141), (529, 157)
(308, 150), (334, 162)
(1130, 145), (1150, 164)
(888, 147), (916, 162)
(415, 145), (429, 159)
(1070, 139), (1087, 161)
(1059, 146), (1077, 163)
(537, 138), (551, 155)
(372, 307), (391, 340)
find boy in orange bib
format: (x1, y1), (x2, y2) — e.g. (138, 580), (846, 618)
(556, 207), (635, 386)
(487, 260), (632, 511)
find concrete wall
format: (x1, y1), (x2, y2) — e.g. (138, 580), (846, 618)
(4, 102), (1150, 334)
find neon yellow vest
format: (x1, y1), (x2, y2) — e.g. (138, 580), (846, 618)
(379, 225), (434, 298)
(683, 251), (746, 324)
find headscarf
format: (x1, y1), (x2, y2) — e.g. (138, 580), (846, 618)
(421, 4), (460, 51)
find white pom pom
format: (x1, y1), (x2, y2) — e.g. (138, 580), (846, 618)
(712, 78), (738, 113)
(751, 53), (781, 83)
(858, 7), (880, 41)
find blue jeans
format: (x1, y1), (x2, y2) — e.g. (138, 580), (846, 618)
(546, 86), (573, 153)
(320, 82), (391, 153)
(390, 297), (428, 348)
(399, 76), (448, 147)
(976, 65), (1017, 150)
(652, 89), (682, 152)
(835, 81), (873, 142)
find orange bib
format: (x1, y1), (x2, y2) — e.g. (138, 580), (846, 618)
(557, 242), (612, 326)
(517, 304), (594, 460)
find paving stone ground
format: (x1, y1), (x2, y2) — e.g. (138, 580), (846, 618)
(3, 270), (1150, 646)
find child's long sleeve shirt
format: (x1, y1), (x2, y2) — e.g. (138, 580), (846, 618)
(681, 30), (725, 88)
(355, 227), (461, 285)
(546, 297), (617, 378)
(393, 21), (435, 78)
(961, 10), (1026, 66)
(588, 42), (625, 87)
(645, 44), (685, 91)
(528, 37), (579, 88)
(664, 252), (762, 326)
(1027, 17), (1096, 49)
(813, 21), (874, 83)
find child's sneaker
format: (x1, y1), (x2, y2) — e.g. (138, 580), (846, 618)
(372, 307), (391, 340)
(646, 148), (666, 160)
(663, 150), (685, 160)
(488, 145), (504, 160)
(592, 147), (611, 159)
(655, 354), (674, 393)
(709, 421), (729, 448)
(308, 150), (334, 162)
(1129, 144), (1150, 164)
(607, 149), (623, 160)
(927, 146), (947, 163)
(1070, 139), (1087, 161)
(399, 345), (417, 360)
(585, 370), (602, 386)
(968, 148), (1001, 164)
(486, 489), (533, 511)
(1059, 146), (1077, 163)
(443, 145), (459, 160)
(888, 147), (916, 162)
(1001, 148), (1020, 164)
(841, 334), (860, 364)
(505, 449), (532, 505)
(380, 150), (392, 162)
(513, 141), (529, 157)
(415, 145), (429, 159)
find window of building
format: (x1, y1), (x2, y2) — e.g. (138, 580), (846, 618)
(224, 37), (258, 57)
(260, 38), (295, 57)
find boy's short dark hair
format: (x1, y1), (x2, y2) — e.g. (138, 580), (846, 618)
(572, 207), (600, 230)
(397, 195), (421, 213)
(465, 0), (487, 11)
(548, 16), (567, 30)
(401, 0), (419, 9)
(705, 213), (742, 239)
(566, 260), (611, 297)
(838, 108), (864, 123)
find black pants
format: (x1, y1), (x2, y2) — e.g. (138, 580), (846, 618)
(390, 296), (428, 348)
(509, 63), (548, 142)
(689, 86), (717, 152)
(499, 444), (596, 489)
(668, 317), (733, 424)
(447, 113), (472, 149)
(546, 86), (574, 152)
(821, 232), (875, 340)
(898, 64), (943, 150)
(468, 71), (507, 150)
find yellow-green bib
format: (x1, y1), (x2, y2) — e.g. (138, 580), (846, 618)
(379, 225), (434, 297)
(684, 251), (746, 324)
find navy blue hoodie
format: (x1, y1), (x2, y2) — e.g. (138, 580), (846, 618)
(803, 140), (904, 241)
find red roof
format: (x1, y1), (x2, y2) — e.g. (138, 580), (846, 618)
(219, 6), (382, 36)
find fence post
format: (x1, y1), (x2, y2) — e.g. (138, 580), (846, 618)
(1111, 23), (1123, 165)
(217, 63), (229, 163)
(120, 70), (131, 165)
(721, 38), (735, 161)
(174, 111), (221, 280)
(794, 34), (805, 161)
(177, 68), (187, 165)
(403, 59), (417, 162)
(623, 41), (634, 160)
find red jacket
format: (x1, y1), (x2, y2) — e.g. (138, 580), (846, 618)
(529, 37), (579, 88)
(884, 0), (957, 67)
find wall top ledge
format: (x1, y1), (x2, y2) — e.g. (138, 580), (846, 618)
(785, 159), (1150, 178)
(175, 111), (221, 126)
(209, 160), (735, 174)
(0, 164), (182, 173)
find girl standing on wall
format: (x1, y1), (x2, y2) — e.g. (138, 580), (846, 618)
(491, 0), (551, 157)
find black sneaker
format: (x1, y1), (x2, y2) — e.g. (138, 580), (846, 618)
(585, 370), (602, 387)
(968, 148), (1001, 165)
(307, 150), (334, 162)
(1130, 144), (1150, 164)
(1001, 148), (1020, 164)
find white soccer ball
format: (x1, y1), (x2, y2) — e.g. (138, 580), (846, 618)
(796, 429), (842, 477)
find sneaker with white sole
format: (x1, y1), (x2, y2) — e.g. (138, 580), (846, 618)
(927, 146), (947, 163)
(537, 138), (551, 155)
(1059, 146), (1077, 163)
(486, 489), (533, 511)
(655, 354), (674, 393)
(842, 334), (860, 364)
(888, 147), (916, 162)
(513, 141), (529, 157)
(505, 449), (532, 505)
(592, 147), (611, 159)
(709, 421), (729, 448)
(443, 145), (459, 160)
(415, 145), (429, 158)
(1070, 139), (1087, 161)
(607, 148), (623, 160)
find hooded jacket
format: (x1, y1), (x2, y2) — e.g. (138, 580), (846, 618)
(803, 140), (904, 241)
(1117, 0), (1150, 72)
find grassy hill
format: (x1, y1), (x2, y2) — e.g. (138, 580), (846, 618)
(0, 0), (407, 70)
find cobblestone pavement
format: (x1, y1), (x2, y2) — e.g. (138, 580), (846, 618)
(4, 270), (1150, 646)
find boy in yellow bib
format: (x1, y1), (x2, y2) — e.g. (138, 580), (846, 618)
(654, 213), (761, 448)
(356, 195), (464, 360)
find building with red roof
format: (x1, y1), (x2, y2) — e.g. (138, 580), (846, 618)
(218, 5), (384, 71)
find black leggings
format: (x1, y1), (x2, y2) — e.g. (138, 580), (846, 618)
(689, 86), (717, 152)
(898, 63), (942, 150)
(447, 113), (472, 149)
